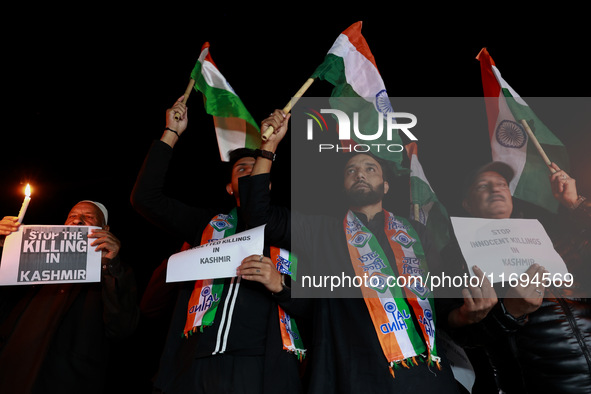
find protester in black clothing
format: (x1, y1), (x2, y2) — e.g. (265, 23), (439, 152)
(0, 200), (139, 393)
(440, 160), (591, 394)
(241, 114), (460, 394)
(130, 98), (304, 394)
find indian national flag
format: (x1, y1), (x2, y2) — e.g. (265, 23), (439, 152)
(405, 142), (451, 253)
(311, 21), (406, 174)
(477, 47), (569, 213)
(191, 42), (260, 161)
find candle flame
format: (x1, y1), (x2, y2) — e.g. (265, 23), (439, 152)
(24, 184), (31, 197)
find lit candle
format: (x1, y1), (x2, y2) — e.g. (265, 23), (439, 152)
(17, 184), (31, 224)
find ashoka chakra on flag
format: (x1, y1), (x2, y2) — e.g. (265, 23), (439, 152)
(495, 120), (527, 148)
(376, 89), (393, 114)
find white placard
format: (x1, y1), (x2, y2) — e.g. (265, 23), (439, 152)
(0, 225), (102, 285)
(450, 217), (568, 282)
(437, 329), (475, 393)
(166, 225), (266, 282)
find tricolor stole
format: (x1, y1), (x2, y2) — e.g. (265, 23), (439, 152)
(344, 210), (439, 376)
(183, 209), (238, 336)
(270, 248), (305, 359)
(184, 208), (305, 358)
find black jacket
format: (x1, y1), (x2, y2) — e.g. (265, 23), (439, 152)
(241, 172), (460, 394)
(0, 256), (139, 394)
(130, 140), (305, 394)
(441, 198), (591, 394)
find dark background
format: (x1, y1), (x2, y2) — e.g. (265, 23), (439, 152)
(1, 7), (590, 391)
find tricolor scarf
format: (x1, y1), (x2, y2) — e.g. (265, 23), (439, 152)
(344, 210), (439, 376)
(183, 208), (305, 359)
(270, 247), (305, 359)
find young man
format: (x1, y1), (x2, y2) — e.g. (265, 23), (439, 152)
(0, 200), (139, 393)
(130, 99), (304, 394)
(240, 112), (460, 393)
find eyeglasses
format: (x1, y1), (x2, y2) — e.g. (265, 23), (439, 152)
(473, 181), (509, 192)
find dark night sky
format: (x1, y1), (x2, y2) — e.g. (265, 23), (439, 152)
(1, 6), (590, 390)
(2, 7), (590, 294)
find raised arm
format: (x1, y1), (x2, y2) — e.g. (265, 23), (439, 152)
(130, 97), (213, 243)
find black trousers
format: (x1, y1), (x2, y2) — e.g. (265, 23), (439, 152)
(180, 354), (264, 394)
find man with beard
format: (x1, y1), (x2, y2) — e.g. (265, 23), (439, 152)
(344, 154), (389, 214)
(240, 116), (460, 393)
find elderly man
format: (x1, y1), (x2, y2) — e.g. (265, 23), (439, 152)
(442, 161), (591, 394)
(0, 200), (139, 393)
(240, 112), (460, 394)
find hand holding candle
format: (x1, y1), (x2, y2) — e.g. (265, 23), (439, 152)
(17, 184), (31, 224)
(0, 216), (20, 236)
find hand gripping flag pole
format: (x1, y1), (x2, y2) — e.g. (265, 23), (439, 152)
(174, 78), (196, 121)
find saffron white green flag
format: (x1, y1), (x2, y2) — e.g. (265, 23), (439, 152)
(191, 42), (260, 161)
(310, 21), (407, 174)
(405, 142), (451, 253)
(476, 48), (569, 213)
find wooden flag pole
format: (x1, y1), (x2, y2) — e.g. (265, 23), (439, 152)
(520, 119), (556, 174)
(174, 78), (196, 121)
(261, 78), (315, 141)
